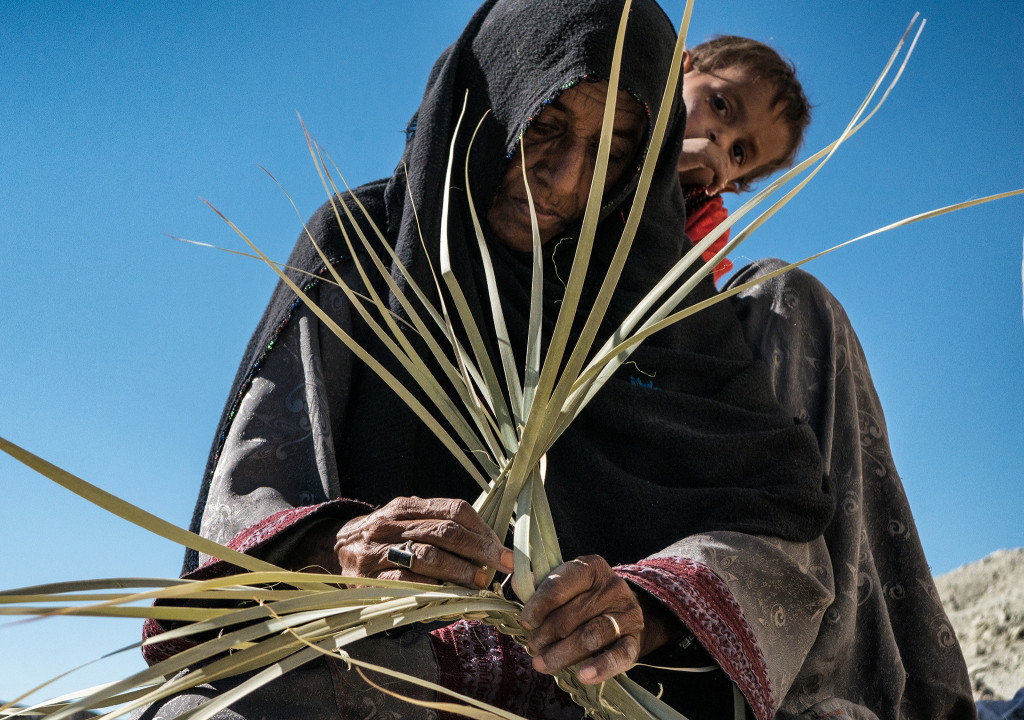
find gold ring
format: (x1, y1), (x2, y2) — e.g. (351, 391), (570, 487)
(603, 613), (621, 640)
(387, 540), (415, 570)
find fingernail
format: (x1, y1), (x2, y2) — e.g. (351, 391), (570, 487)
(533, 656), (548, 673)
(501, 549), (515, 571)
(579, 666), (598, 683)
(474, 570), (488, 589)
(520, 618), (534, 631)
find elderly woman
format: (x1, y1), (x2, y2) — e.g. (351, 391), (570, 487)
(142, 1), (974, 719)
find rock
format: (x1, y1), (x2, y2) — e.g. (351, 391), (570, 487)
(935, 548), (1024, 701)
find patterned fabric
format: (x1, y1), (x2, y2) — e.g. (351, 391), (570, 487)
(726, 259), (974, 720)
(432, 621), (582, 720)
(202, 504), (331, 567)
(618, 557), (773, 720)
(142, 497), (370, 665)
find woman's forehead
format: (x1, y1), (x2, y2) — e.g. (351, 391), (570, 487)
(541, 81), (647, 131)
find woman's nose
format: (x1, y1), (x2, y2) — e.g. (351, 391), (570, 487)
(535, 138), (589, 198)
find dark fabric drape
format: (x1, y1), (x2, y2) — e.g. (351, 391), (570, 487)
(185, 0), (831, 573)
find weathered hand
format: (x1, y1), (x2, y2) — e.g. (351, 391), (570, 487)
(677, 137), (733, 195)
(519, 555), (646, 685)
(333, 496), (514, 589)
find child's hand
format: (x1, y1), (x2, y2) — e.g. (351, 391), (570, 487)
(677, 137), (733, 195)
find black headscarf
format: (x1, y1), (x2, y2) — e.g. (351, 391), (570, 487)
(187, 0), (832, 573)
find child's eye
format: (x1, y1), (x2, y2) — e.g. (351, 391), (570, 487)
(712, 95), (728, 114)
(731, 143), (745, 165)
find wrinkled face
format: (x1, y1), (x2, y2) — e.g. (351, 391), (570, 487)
(487, 81), (648, 252)
(679, 61), (792, 190)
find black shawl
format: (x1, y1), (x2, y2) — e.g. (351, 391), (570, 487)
(186, 0), (832, 573)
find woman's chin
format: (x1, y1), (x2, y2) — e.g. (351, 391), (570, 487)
(487, 203), (557, 252)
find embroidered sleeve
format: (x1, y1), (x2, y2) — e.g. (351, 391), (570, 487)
(429, 620), (581, 720)
(617, 532), (835, 720)
(617, 556), (774, 720)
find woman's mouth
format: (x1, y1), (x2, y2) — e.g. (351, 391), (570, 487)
(512, 196), (563, 225)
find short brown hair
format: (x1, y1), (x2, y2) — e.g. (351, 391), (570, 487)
(688, 35), (811, 191)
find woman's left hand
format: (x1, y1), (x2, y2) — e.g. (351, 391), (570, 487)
(519, 555), (646, 685)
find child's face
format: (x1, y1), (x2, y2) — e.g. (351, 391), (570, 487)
(678, 53), (793, 193)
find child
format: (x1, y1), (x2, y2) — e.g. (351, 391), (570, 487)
(678, 36), (812, 282)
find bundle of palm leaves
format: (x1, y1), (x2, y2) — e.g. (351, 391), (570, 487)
(2, 3), (1020, 720)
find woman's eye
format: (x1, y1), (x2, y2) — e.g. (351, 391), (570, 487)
(600, 141), (630, 166)
(530, 119), (560, 137)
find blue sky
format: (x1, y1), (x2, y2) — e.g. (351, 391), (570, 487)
(1, 0), (1022, 703)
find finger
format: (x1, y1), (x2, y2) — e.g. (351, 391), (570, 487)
(335, 517), (423, 576)
(373, 568), (441, 586)
(577, 635), (641, 685)
(676, 142), (704, 173)
(337, 515), (511, 579)
(385, 498), (515, 573)
(521, 557), (596, 631)
(532, 611), (636, 674)
(530, 589), (640, 653)
(399, 518), (509, 573)
(526, 589), (591, 650)
(380, 517), (512, 578)
(379, 541), (492, 589)
(424, 498), (515, 572)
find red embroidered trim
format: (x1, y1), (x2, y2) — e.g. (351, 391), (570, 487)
(616, 557), (773, 720)
(141, 617), (197, 665)
(193, 498), (372, 570)
(142, 499), (371, 665)
(199, 504), (323, 567)
(430, 620), (581, 720)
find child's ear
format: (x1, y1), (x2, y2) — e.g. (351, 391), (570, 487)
(682, 50), (693, 73)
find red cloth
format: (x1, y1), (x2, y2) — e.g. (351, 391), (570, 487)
(685, 193), (734, 284)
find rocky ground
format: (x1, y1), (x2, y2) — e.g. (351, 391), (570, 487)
(935, 547), (1024, 701)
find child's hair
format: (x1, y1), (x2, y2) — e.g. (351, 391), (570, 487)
(688, 35), (812, 191)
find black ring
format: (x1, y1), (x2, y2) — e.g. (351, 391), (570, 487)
(387, 541), (415, 570)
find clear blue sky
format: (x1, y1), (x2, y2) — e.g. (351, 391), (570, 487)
(2, 0), (1021, 704)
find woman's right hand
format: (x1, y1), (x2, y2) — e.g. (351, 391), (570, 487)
(333, 496), (514, 589)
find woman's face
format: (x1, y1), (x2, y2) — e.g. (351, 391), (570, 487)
(487, 81), (648, 252)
